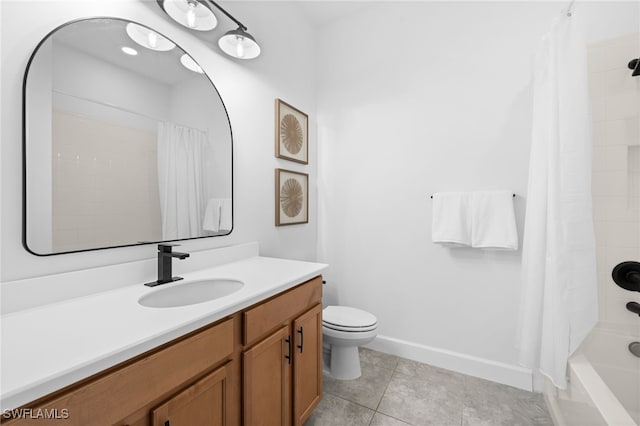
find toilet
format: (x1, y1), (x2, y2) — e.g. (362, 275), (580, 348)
(322, 305), (378, 380)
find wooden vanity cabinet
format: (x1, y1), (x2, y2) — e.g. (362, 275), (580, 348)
(150, 361), (232, 426)
(242, 276), (323, 426)
(242, 326), (291, 426)
(117, 362), (233, 426)
(2, 276), (322, 426)
(292, 304), (323, 426)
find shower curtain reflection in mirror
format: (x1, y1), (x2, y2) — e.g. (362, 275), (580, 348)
(157, 122), (211, 240)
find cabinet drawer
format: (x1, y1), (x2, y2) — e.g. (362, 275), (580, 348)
(243, 276), (322, 346)
(151, 361), (233, 426)
(5, 318), (234, 426)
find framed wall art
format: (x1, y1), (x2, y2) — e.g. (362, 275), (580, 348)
(275, 99), (308, 164)
(275, 168), (308, 226)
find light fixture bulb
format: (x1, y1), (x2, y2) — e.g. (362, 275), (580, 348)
(235, 36), (245, 58)
(147, 32), (158, 48)
(186, 4), (197, 28)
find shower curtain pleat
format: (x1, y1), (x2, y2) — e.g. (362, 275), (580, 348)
(157, 122), (208, 240)
(516, 12), (598, 390)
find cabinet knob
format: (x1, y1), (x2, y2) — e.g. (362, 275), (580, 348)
(297, 326), (304, 353)
(165, 421), (170, 426)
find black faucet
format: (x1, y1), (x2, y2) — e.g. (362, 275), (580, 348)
(145, 244), (190, 287)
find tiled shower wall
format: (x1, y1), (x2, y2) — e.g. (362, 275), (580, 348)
(52, 111), (162, 252)
(588, 32), (640, 335)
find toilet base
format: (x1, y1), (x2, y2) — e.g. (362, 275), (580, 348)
(329, 344), (362, 380)
(322, 343), (331, 375)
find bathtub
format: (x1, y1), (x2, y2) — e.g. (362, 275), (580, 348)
(544, 326), (640, 426)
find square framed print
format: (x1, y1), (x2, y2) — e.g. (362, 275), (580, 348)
(275, 99), (308, 164)
(275, 168), (308, 226)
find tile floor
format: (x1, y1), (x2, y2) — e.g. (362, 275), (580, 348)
(305, 348), (554, 426)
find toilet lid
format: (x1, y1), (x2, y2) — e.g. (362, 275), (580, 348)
(323, 306), (377, 330)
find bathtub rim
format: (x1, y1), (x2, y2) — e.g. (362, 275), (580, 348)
(544, 350), (637, 426)
(570, 353), (636, 426)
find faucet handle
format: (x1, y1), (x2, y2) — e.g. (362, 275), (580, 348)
(158, 243), (180, 252)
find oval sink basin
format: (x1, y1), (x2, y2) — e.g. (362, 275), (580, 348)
(139, 279), (244, 308)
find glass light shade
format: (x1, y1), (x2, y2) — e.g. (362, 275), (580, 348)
(180, 54), (204, 73)
(158, 0), (217, 31)
(218, 28), (260, 59)
(126, 23), (175, 51)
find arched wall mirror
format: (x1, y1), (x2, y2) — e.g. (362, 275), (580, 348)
(23, 18), (233, 256)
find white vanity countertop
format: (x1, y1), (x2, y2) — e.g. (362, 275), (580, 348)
(0, 256), (327, 410)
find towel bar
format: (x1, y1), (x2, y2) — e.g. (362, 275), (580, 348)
(429, 193), (516, 199)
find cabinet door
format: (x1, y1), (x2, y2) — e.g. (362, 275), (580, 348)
(292, 304), (323, 426)
(243, 326), (291, 426)
(151, 361), (232, 426)
(113, 409), (149, 426)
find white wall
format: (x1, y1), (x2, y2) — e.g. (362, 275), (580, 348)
(0, 0), (317, 282)
(316, 1), (639, 389)
(24, 38), (53, 253)
(52, 43), (171, 122)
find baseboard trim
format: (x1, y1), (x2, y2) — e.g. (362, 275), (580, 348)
(364, 334), (533, 391)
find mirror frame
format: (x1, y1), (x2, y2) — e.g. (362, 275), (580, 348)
(22, 17), (234, 256)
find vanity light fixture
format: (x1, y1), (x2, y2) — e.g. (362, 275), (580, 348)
(157, 0), (261, 59)
(218, 26), (260, 60)
(126, 23), (176, 51)
(158, 0), (217, 31)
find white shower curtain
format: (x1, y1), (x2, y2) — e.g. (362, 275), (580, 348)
(157, 122), (209, 240)
(516, 11), (598, 389)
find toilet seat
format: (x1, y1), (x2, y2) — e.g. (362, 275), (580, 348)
(322, 306), (377, 333)
(323, 322), (377, 332)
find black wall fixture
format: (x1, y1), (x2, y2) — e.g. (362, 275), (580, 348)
(612, 261), (640, 292)
(628, 58), (640, 77)
(627, 301), (640, 316)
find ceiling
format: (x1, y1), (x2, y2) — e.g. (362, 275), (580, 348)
(52, 18), (202, 87)
(290, 1), (376, 28)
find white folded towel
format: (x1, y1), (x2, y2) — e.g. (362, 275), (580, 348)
(203, 198), (232, 232)
(431, 192), (472, 246)
(470, 191), (518, 250)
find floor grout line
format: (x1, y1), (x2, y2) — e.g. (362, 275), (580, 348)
(375, 411), (414, 425)
(322, 388), (380, 413)
(312, 349), (553, 426)
(368, 355), (413, 425)
(370, 376), (393, 425)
